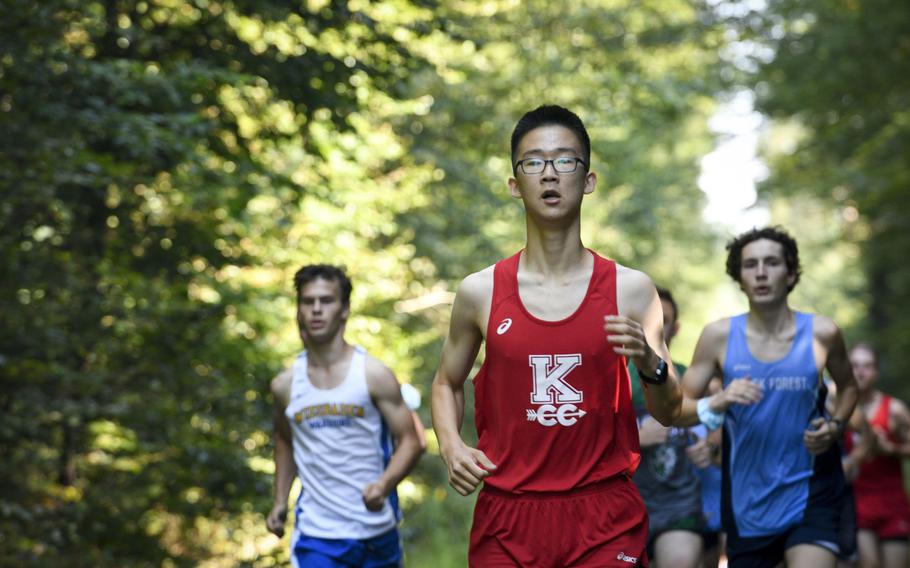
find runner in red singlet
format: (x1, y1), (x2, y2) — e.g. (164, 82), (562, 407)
(849, 343), (910, 568)
(431, 105), (683, 567)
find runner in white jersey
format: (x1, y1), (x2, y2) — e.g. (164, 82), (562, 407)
(267, 264), (423, 568)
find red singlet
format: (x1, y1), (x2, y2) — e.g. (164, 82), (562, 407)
(853, 394), (910, 539)
(474, 250), (641, 493)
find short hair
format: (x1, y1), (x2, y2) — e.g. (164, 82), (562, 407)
(725, 226), (802, 291)
(849, 342), (879, 366)
(511, 105), (591, 174)
(293, 264), (352, 307)
(656, 286), (679, 323)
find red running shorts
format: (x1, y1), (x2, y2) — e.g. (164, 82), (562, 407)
(469, 475), (649, 567)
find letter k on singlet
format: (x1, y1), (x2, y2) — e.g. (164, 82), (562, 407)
(529, 355), (583, 404)
(526, 355), (586, 427)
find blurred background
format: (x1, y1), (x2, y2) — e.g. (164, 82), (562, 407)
(1, 0), (908, 565)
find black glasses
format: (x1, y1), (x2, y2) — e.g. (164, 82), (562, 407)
(514, 157), (586, 175)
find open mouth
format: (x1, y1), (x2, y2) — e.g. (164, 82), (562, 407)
(541, 189), (561, 202)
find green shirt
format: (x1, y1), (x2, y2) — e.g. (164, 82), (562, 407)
(629, 359), (702, 534)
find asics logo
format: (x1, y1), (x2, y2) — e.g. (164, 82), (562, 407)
(616, 552), (638, 564)
(496, 318), (513, 335)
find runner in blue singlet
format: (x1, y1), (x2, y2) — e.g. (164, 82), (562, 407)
(672, 226), (859, 568)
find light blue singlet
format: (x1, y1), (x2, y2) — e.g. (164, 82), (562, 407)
(721, 312), (828, 537)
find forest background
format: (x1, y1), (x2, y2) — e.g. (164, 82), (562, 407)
(2, 0), (908, 565)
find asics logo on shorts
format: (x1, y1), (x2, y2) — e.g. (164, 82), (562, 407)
(496, 318), (513, 335)
(526, 354), (585, 427)
(616, 552), (638, 564)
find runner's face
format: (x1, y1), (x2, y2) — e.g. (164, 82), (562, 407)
(738, 239), (794, 304)
(297, 277), (348, 345)
(849, 347), (878, 392)
(508, 125), (595, 219)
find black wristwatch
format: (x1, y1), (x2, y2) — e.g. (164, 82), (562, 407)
(639, 357), (668, 386)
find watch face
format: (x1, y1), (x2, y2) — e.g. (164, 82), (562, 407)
(641, 359), (668, 385)
(652, 359), (668, 384)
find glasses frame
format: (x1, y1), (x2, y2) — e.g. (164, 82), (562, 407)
(513, 157), (587, 176)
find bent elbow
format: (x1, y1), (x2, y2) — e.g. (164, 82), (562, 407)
(654, 394), (684, 427)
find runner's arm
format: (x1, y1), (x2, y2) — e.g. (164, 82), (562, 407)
(611, 268), (681, 425)
(673, 321), (725, 426)
(673, 320), (764, 426)
(431, 274), (496, 495)
(805, 317), (858, 454)
(267, 369), (296, 537)
(875, 398), (910, 459)
(842, 407), (872, 481)
(363, 359), (423, 511)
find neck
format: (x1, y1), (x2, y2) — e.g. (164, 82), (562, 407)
(747, 300), (794, 335)
(857, 387), (878, 406)
(304, 332), (352, 369)
(523, 216), (587, 275)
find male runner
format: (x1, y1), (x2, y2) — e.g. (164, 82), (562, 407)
(431, 105), (683, 567)
(267, 264), (423, 567)
(674, 226), (858, 568)
(630, 287), (704, 568)
(849, 343), (910, 568)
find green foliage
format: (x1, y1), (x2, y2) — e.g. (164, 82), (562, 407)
(402, 0), (726, 278)
(0, 0), (440, 564)
(739, 0), (910, 393)
(1, 0), (729, 564)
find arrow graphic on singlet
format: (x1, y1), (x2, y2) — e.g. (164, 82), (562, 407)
(526, 408), (588, 420)
(526, 405), (587, 426)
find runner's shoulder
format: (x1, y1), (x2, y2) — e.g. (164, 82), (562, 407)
(886, 392), (910, 423)
(808, 313), (843, 346)
(271, 367), (294, 406)
(614, 263), (657, 317)
(615, 262), (654, 291)
(699, 318), (733, 350)
(456, 264), (495, 306)
(364, 353), (401, 400)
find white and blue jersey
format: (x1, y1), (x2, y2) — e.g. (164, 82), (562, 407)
(721, 312), (845, 538)
(285, 346), (399, 541)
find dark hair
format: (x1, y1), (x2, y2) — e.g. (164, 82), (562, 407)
(294, 264), (352, 306)
(849, 342), (879, 366)
(725, 226), (802, 291)
(511, 105), (591, 174)
(656, 286), (678, 323)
